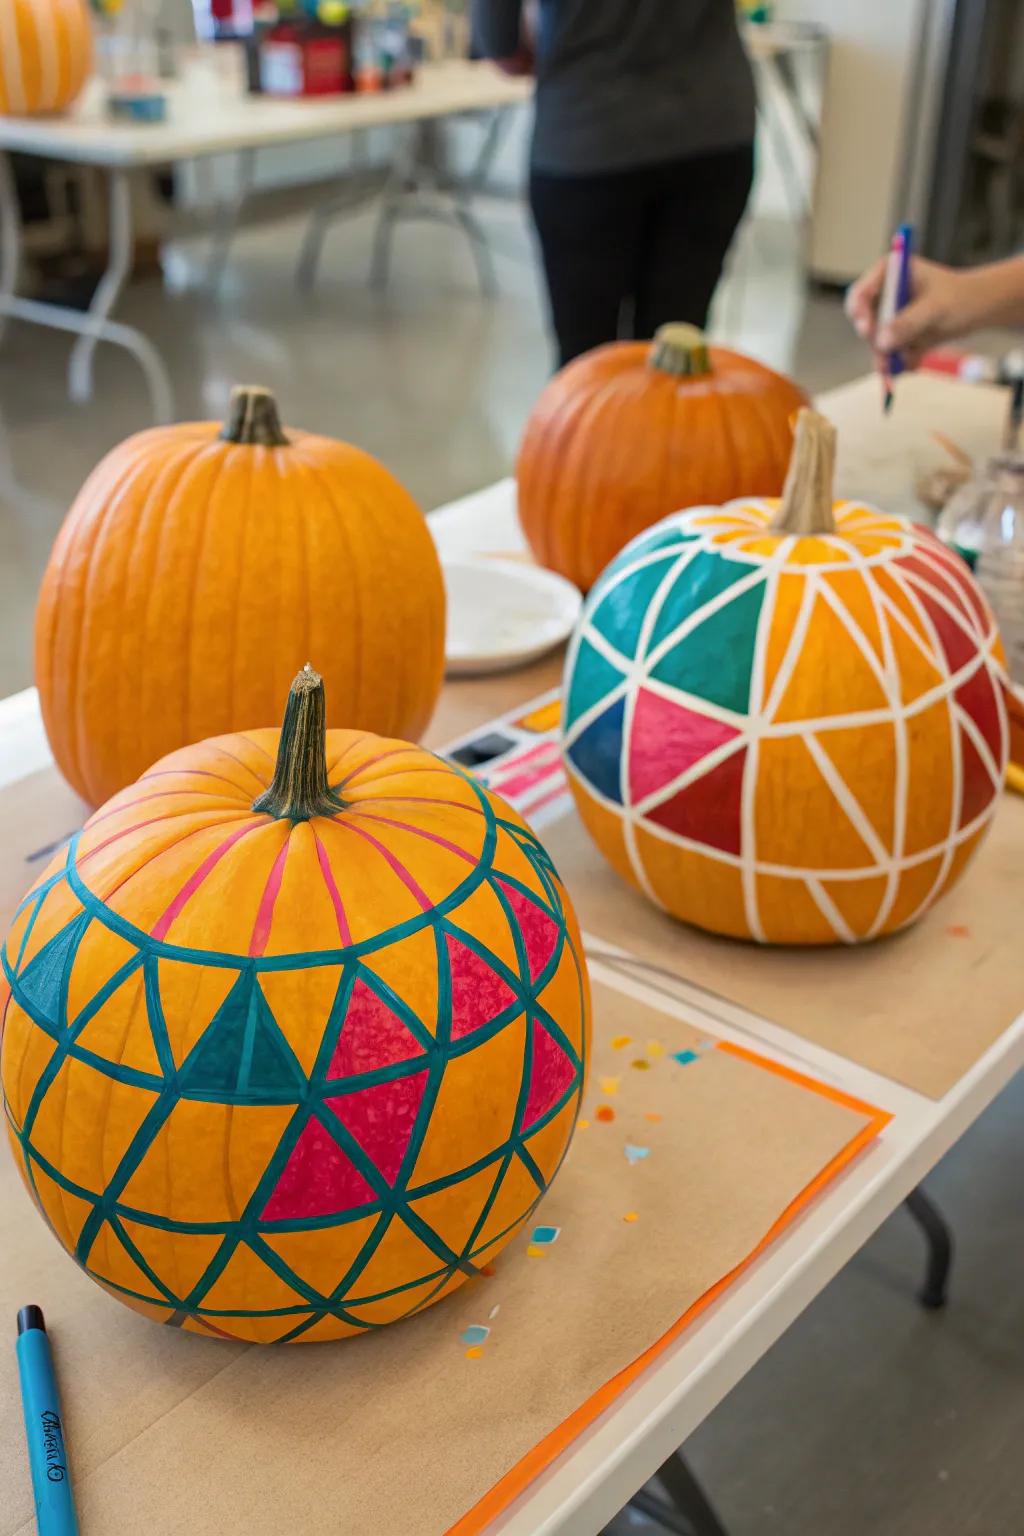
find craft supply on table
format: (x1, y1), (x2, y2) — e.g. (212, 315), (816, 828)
(972, 456), (1024, 684)
(877, 223), (913, 414)
(443, 558), (582, 676)
(15, 1306), (79, 1536)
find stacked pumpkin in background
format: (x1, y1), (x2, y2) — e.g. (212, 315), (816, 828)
(0, 0), (93, 115)
(517, 323), (809, 591)
(35, 386), (447, 806)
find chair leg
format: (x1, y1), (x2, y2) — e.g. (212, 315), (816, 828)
(904, 1185), (954, 1310)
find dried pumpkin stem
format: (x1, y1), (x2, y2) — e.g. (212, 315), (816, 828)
(220, 385), (289, 447)
(769, 408), (838, 536)
(649, 323), (712, 378)
(253, 665), (345, 822)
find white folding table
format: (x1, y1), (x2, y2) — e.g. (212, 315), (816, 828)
(0, 58), (531, 423)
(1, 370), (1022, 1534)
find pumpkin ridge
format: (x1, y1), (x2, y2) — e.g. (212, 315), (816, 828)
(178, 440), (236, 752)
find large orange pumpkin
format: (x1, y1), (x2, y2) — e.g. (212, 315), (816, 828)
(562, 410), (1009, 944)
(0, 0), (93, 116)
(35, 386), (446, 806)
(517, 324), (809, 591)
(1, 666), (590, 1343)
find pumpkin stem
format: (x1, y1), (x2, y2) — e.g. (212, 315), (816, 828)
(649, 323), (712, 378)
(220, 386), (289, 448)
(769, 408), (838, 536)
(252, 665), (345, 822)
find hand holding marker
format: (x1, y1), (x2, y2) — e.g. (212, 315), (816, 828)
(878, 223), (913, 414)
(15, 1307), (79, 1536)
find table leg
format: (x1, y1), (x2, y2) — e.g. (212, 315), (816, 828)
(904, 1185), (954, 1310)
(205, 146), (256, 291)
(68, 167), (135, 403)
(296, 131), (386, 294)
(0, 149), (23, 347)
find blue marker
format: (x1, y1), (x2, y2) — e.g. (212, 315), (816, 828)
(15, 1307), (79, 1536)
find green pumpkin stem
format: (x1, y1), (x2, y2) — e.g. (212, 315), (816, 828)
(220, 385), (289, 447)
(252, 665), (345, 822)
(649, 323), (712, 378)
(770, 408), (838, 536)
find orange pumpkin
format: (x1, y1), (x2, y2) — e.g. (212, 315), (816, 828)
(0, 0), (93, 116)
(517, 324), (809, 591)
(1, 666), (590, 1342)
(35, 386), (446, 807)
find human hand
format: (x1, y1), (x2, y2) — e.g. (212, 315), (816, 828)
(845, 254), (982, 370)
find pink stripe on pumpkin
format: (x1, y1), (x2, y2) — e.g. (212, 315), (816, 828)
(339, 821), (433, 911)
(345, 809), (478, 864)
(313, 829), (352, 946)
(248, 835), (291, 957)
(150, 821), (262, 940)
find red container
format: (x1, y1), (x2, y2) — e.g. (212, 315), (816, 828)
(259, 21), (353, 96)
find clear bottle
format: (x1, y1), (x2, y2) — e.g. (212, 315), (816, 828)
(975, 454), (1024, 684)
(936, 457), (1000, 569)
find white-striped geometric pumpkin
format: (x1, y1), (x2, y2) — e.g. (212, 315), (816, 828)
(0, 0), (92, 117)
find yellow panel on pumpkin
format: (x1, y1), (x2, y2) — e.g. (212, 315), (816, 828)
(0, 1002), (57, 1127)
(257, 965), (343, 1076)
(66, 923), (139, 1026)
(24, 1160), (95, 1252)
(119, 1220), (224, 1304)
(754, 737), (875, 871)
(73, 967), (162, 1077)
(754, 874), (838, 946)
(903, 701), (954, 856)
(885, 855), (945, 931)
(263, 1214), (381, 1297)
(471, 1153), (543, 1252)
(520, 1096), (577, 1186)
(535, 936), (588, 1061)
(119, 1100), (294, 1223)
(407, 1163), (504, 1258)
(410, 1022), (526, 1185)
(634, 827), (748, 939)
(157, 960), (240, 1070)
(347, 1216), (445, 1302)
(29, 1058), (159, 1199)
(14, 883), (85, 973)
(201, 1240), (310, 1313)
(88, 1221), (168, 1303)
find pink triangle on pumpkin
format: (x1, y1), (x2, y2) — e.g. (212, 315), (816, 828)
(629, 688), (741, 803)
(327, 1069), (429, 1185)
(497, 881), (559, 982)
(262, 1118), (376, 1221)
(328, 978), (422, 1079)
(521, 1019), (576, 1130)
(447, 934), (517, 1040)
(958, 726), (997, 829)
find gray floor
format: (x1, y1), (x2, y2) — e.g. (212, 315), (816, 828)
(1, 191), (1022, 1534)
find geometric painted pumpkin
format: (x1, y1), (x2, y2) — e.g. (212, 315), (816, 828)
(35, 386), (446, 807)
(517, 324), (809, 592)
(562, 410), (1009, 945)
(0, 0), (93, 116)
(1, 668), (589, 1342)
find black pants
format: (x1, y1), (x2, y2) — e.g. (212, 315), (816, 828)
(529, 143), (754, 368)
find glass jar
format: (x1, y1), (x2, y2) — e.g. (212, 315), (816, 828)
(974, 454), (1024, 685)
(935, 457), (1001, 569)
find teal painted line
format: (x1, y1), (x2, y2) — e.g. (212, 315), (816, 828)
(515, 1142), (547, 1193)
(105, 1214), (186, 1309)
(352, 960), (437, 1056)
(141, 957), (178, 1081)
(8, 888), (46, 977)
(73, 1086), (180, 1266)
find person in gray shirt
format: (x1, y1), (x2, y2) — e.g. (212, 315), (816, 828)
(472, 0), (756, 366)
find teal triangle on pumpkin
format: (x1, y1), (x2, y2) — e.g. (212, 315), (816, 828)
(589, 554), (681, 658)
(650, 579), (765, 714)
(565, 639), (627, 725)
(599, 522), (698, 586)
(566, 697), (625, 803)
(646, 550), (761, 657)
(15, 915), (89, 1028)
(181, 971), (306, 1101)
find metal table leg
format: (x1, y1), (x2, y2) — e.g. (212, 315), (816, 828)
(0, 158), (174, 423)
(296, 131), (389, 294)
(205, 145), (256, 291)
(904, 1184), (954, 1310)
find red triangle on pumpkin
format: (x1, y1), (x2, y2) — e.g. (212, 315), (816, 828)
(958, 726), (998, 829)
(497, 881), (559, 981)
(956, 667), (1004, 767)
(645, 745), (746, 854)
(628, 688), (741, 804)
(262, 1118), (376, 1221)
(447, 934), (517, 1040)
(327, 978), (422, 1079)
(326, 1069), (429, 1185)
(521, 1019), (576, 1130)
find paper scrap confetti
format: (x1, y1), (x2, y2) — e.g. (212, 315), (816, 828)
(465, 1347), (484, 1360)
(624, 1144), (650, 1164)
(947, 924), (970, 938)
(461, 1324), (490, 1346)
(611, 1035), (632, 1050)
(488, 1305), (500, 1320)
(599, 1075), (620, 1096)
(526, 1245), (546, 1258)
(623, 1211), (639, 1223)
(577, 1118), (591, 1130)
(595, 1105), (616, 1123)
(631, 1058), (651, 1071)
(646, 1040), (664, 1058)
(672, 1049), (699, 1066)
(531, 1225), (561, 1246)
(644, 1111), (662, 1123)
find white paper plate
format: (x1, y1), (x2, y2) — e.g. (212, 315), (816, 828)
(443, 557), (583, 676)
